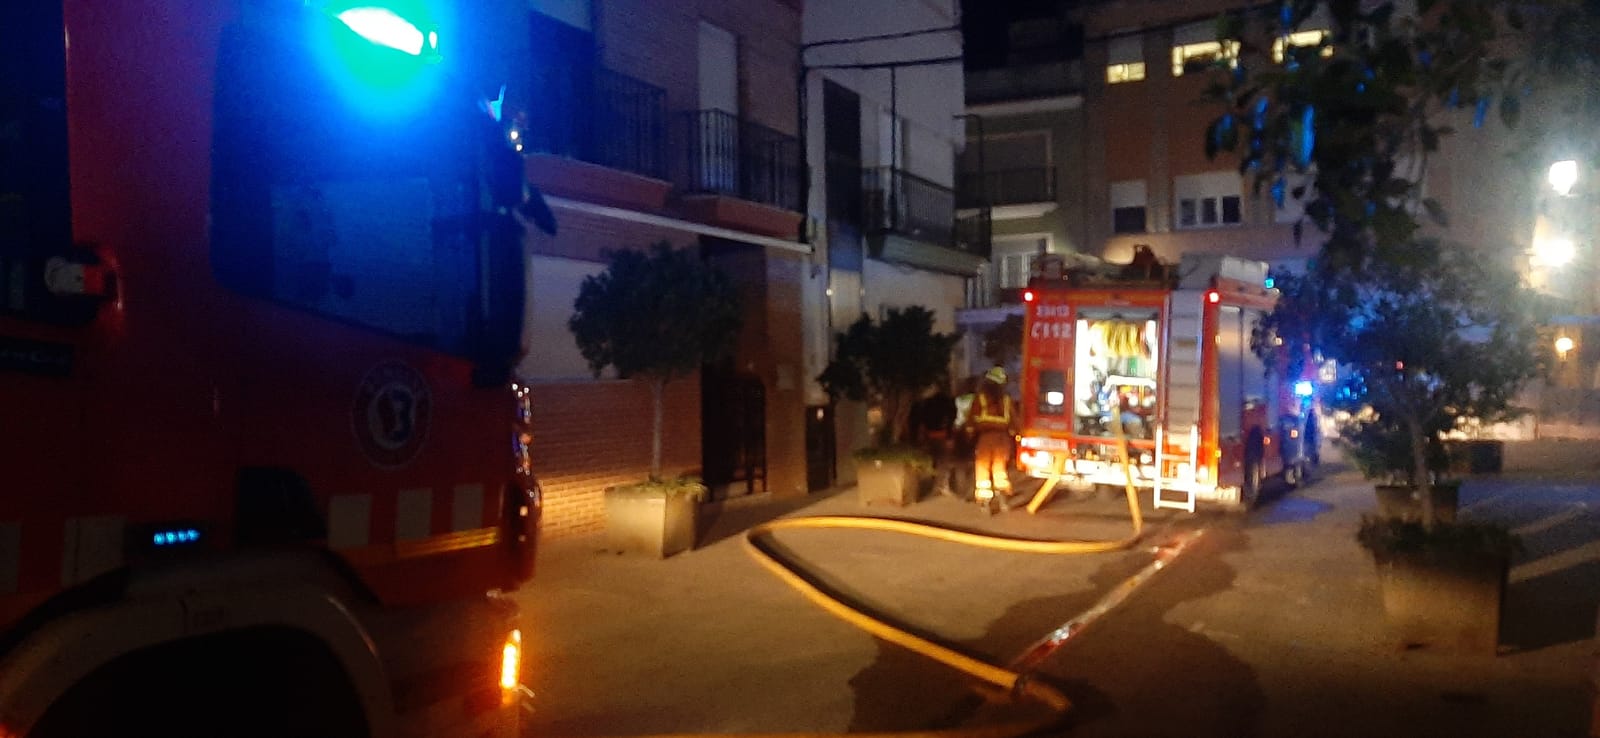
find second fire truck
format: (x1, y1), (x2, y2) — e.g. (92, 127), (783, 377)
(1015, 253), (1320, 511)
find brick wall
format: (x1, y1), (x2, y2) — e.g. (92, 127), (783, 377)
(530, 377), (703, 538)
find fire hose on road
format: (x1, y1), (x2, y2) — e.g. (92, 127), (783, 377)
(635, 418), (1202, 738)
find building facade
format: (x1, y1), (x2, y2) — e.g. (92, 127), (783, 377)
(960, 0), (1599, 439)
(505, 0), (809, 536)
(801, 0), (978, 484)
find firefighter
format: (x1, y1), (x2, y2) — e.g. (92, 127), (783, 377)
(967, 366), (1017, 513)
(945, 376), (980, 498)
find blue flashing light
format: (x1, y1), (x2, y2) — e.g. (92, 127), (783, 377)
(309, 1), (448, 120)
(152, 528), (202, 547)
(1264, 277), (1276, 289)
(1294, 380), (1315, 398)
(337, 8), (428, 56)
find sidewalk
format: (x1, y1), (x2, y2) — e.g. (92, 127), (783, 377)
(515, 445), (1600, 737)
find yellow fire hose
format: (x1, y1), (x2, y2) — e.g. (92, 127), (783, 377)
(632, 416), (1157, 738)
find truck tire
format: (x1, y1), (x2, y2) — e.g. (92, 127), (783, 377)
(30, 627), (368, 738)
(1240, 434), (1265, 508)
(1282, 460), (1302, 488)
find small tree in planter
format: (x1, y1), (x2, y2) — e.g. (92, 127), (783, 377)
(1299, 257), (1543, 526)
(569, 242), (741, 556)
(818, 306), (960, 504)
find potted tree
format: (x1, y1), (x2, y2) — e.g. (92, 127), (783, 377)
(569, 242), (741, 557)
(818, 307), (960, 505)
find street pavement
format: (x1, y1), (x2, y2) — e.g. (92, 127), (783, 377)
(515, 441), (1600, 737)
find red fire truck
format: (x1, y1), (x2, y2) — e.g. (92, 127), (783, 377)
(1, 2), (544, 735)
(1015, 253), (1319, 511)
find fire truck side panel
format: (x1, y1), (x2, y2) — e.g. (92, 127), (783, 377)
(1, 1), (531, 734)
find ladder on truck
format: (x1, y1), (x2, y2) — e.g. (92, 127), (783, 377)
(1152, 425), (1201, 513)
(1154, 291), (1206, 513)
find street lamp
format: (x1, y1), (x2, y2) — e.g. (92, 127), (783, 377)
(1533, 236), (1577, 267)
(1549, 160), (1579, 197)
(1556, 334), (1576, 359)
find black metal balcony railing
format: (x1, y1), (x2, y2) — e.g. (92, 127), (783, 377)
(863, 166), (956, 248)
(955, 209), (993, 259)
(957, 167), (1057, 209)
(522, 66), (667, 180)
(678, 109), (803, 212)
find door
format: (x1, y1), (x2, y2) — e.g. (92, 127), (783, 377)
(696, 21), (738, 192)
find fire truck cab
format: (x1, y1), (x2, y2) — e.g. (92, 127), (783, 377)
(1016, 253), (1318, 511)
(1, 1), (541, 735)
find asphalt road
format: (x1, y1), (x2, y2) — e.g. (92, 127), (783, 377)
(517, 441), (1600, 737)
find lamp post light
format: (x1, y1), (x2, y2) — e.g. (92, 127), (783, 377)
(1550, 159), (1579, 197)
(1533, 235), (1577, 267)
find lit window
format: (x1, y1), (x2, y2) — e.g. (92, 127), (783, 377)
(1107, 62), (1146, 84)
(1272, 30), (1332, 63)
(1171, 40), (1239, 76)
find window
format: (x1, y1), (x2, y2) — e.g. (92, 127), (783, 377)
(1107, 62), (1146, 84)
(1113, 207), (1148, 233)
(993, 236), (1046, 289)
(1171, 22), (1238, 76)
(1171, 40), (1239, 76)
(1176, 195), (1242, 227)
(1173, 172), (1244, 229)
(999, 251), (1032, 289)
(2, 0), (75, 326)
(1106, 35), (1145, 84)
(211, 16), (496, 357)
(1272, 30), (1332, 63)
(1110, 180), (1148, 234)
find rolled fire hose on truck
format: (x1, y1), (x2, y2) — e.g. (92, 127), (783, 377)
(623, 414), (1200, 738)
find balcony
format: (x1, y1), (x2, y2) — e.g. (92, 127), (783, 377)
(966, 59), (1084, 107)
(958, 167), (1058, 221)
(863, 166), (987, 275)
(521, 67), (671, 211)
(864, 167), (955, 245)
(678, 110), (803, 213)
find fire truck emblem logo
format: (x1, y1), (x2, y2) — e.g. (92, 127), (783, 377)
(353, 360), (432, 468)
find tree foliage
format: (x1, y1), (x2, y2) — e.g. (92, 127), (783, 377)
(569, 242), (741, 477)
(1204, 0), (1573, 527)
(818, 307), (961, 447)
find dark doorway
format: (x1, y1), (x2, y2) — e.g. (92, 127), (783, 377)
(805, 404), (836, 491)
(701, 362), (766, 500)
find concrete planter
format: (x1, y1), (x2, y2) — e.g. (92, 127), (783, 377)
(604, 485), (700, 558)
(1374, 548), (1508, 654)
(1374, 482), (1460, 524)
(856, 459), (920, 506)
(1448, 440), (1505, 474)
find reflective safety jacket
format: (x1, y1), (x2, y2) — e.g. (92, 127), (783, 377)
(970, 392), (1014, 432)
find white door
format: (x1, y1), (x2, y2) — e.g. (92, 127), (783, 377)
(697, 21), (738, 191)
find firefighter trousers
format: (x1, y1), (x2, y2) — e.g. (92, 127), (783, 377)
(973, 430), (1012, 498)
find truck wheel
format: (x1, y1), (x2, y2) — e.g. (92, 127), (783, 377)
(31, 627), (369, 738)
(1240, 435), (1265, 508)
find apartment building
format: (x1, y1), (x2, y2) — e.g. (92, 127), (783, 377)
(801, 0), (978, 485)
(960, 0), (1598, 437)
(503, 0), (808, 536)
